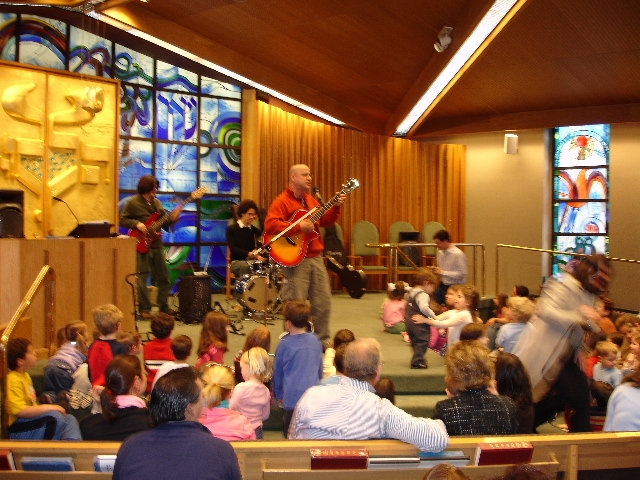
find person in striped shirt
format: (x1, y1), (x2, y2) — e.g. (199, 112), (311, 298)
(288, 338), (449, 452)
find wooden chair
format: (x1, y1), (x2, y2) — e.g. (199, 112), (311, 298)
(349, 220), (388, 280)
(421, 220), (445, 266)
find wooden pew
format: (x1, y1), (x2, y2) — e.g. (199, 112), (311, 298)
(0, 432), (639, 479)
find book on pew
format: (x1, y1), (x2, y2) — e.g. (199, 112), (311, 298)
(94, 455), (117, 472)
(21, 456), (76, 471)
(474, 441), (534, 466)
(310, 448), (368, 469)
(419, 450), (471, 467)
(0, 449), (16, 470)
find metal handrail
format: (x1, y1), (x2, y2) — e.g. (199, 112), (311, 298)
(0, 265), (55, 439)
(495, 244), (640, 296)
(365, 243), (486, 296)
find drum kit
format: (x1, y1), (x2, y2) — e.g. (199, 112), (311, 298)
(234, 258), (285, 320)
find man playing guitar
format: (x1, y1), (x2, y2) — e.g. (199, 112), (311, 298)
(264, 164), (345, 343)
(120, 175), (183, 318)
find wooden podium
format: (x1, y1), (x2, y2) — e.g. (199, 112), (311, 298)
(0, 238), (136, 349)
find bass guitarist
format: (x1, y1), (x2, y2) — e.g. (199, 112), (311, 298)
(264, 164), (345, 343)
(120, 175), (183, 318)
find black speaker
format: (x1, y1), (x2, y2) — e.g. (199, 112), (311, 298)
(179, 275), (211, 324)
(398, 231), (421, 266)
(0, 189), (24, 238)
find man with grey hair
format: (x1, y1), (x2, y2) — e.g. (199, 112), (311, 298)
(289, 338), (449, 451)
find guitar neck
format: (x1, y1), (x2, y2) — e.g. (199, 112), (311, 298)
(309, 193), (341, 223)
(149, 194), (193, 232)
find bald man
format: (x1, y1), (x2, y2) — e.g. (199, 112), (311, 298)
(264, 164), (345, 343)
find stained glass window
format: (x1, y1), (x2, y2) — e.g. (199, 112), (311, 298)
(552, 124), (610, 276)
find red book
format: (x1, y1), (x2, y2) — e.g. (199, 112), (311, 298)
(310, 448), (368, 470)
(474, 441), (534, 466)
(0, 449), (16, 471)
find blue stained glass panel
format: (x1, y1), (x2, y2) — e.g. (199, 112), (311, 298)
(120, 85), (154, 138)
(201, 76), (241, 98)
(155, 143), (197, 192)
(553, 201), (608, 235)
(114, 44), (154, 86)
(200, 197), (236, 242)
(200, 147), (240, 194)
(155, 193), (198, 244)
(19, 15), (67, 69)
(156, 60), (197, 93)
(0, 14), (17, 61)
(156, 91), (198, 142)
(119, 139), (153, 191)
(68, 26), (112, 77)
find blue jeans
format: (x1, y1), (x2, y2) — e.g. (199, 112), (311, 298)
(10, 411), (82, 440)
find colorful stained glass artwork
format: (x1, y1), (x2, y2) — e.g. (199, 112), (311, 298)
(200, 97), (219, 145)
(201, 147), (240, 194)
(166, 245), (198, 293)
(156, 60), (198, 93)
(553, 168), (608, 233)
(156, 91), (198, 142)
(155, 143), (198, 192)
(19, 15), (67, 69)
(0, 14), (17, 61)
(200, 197), (236, 242)
(155, 196), (198, 244)
(200, 99), (241, 148)
(68, 26), (112, 77)
(553, 124), (610, 168)
(202, 245), (228, 290)
(120, 85), (153, 138)
(552, 235), (609, 277)
(201, 76), (241, 98)
(554, 201), (608, 235)
(114, 44), (154, 86)
(119, 139), (153, 191)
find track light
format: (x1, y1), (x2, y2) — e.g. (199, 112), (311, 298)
(434, 26), (453, 53)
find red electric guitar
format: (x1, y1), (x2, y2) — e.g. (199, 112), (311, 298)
(128, 186), (208, 253)
(262, 179), (360, 267)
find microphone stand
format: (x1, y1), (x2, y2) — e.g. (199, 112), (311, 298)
(52, 196), (80, 235)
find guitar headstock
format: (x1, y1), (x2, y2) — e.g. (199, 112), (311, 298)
(191, 186), (209, 200)
(341, 178), (360, 194)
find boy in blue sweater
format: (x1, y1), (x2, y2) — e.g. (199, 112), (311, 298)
(274, 300), (323, 437)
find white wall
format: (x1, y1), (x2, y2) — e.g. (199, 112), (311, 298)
(425, 124), (640, 311)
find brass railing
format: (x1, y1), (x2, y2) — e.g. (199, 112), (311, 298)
(0, 265), (55, 439)
(365, 243), (486, 296)
(495, 244), (640, 296)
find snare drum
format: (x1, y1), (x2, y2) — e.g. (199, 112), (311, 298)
(235, 274), (278, 313)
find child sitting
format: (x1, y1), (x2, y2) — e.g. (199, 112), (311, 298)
(322, 329), (355, 379)
(7, 338), (82, 440)
(117, 330), (143, 356)
(229, 346), (273, 439)
(151, 335), (193, 391)
(459, 323), (489, 347)
(42, 322), (91, 407)
(621, 331), (640, 375)
(595, 296), (617, 334)
(381, 281), (410, 343)
(274, 300), (323, 437)
(143, 312), (176, 393)
(495, 296), (535, 353)
(593, 341), (622, 389)
(196, 312), (229, 368)
(405, 269), (439, 369)
(87, 304), (128, 386)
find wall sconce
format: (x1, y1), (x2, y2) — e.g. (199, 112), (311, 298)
(434, 27), (453, 53)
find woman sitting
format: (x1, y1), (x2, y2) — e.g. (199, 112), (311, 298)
(433, 341), (518, 435)
(80, 355), (152, 441)
(198, 363), (256, 441)
(604, 368), (640, 432)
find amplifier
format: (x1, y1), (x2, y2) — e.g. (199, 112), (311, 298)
(178, 275), (211, 324)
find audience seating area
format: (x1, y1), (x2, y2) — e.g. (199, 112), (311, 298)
(1, 433), (640, 479)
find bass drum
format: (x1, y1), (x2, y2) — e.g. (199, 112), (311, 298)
(235, 274), (279, 313)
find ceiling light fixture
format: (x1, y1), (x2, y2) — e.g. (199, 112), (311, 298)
(434, 27), (453, 53)
(394, 0), (523, 137)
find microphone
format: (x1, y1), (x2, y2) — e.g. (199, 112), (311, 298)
(52, 196), (80, 230)
(313, 186), (325, 206)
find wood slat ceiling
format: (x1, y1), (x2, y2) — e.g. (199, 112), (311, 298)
(38, 0), (640, 137)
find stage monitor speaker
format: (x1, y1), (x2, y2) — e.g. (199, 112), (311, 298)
(179, 275), (212, 324)
(69, 222), (112, 238)
(0, 189), (24, 238)
(398, 231), (421, 267)
(504, 134), (518, 155)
